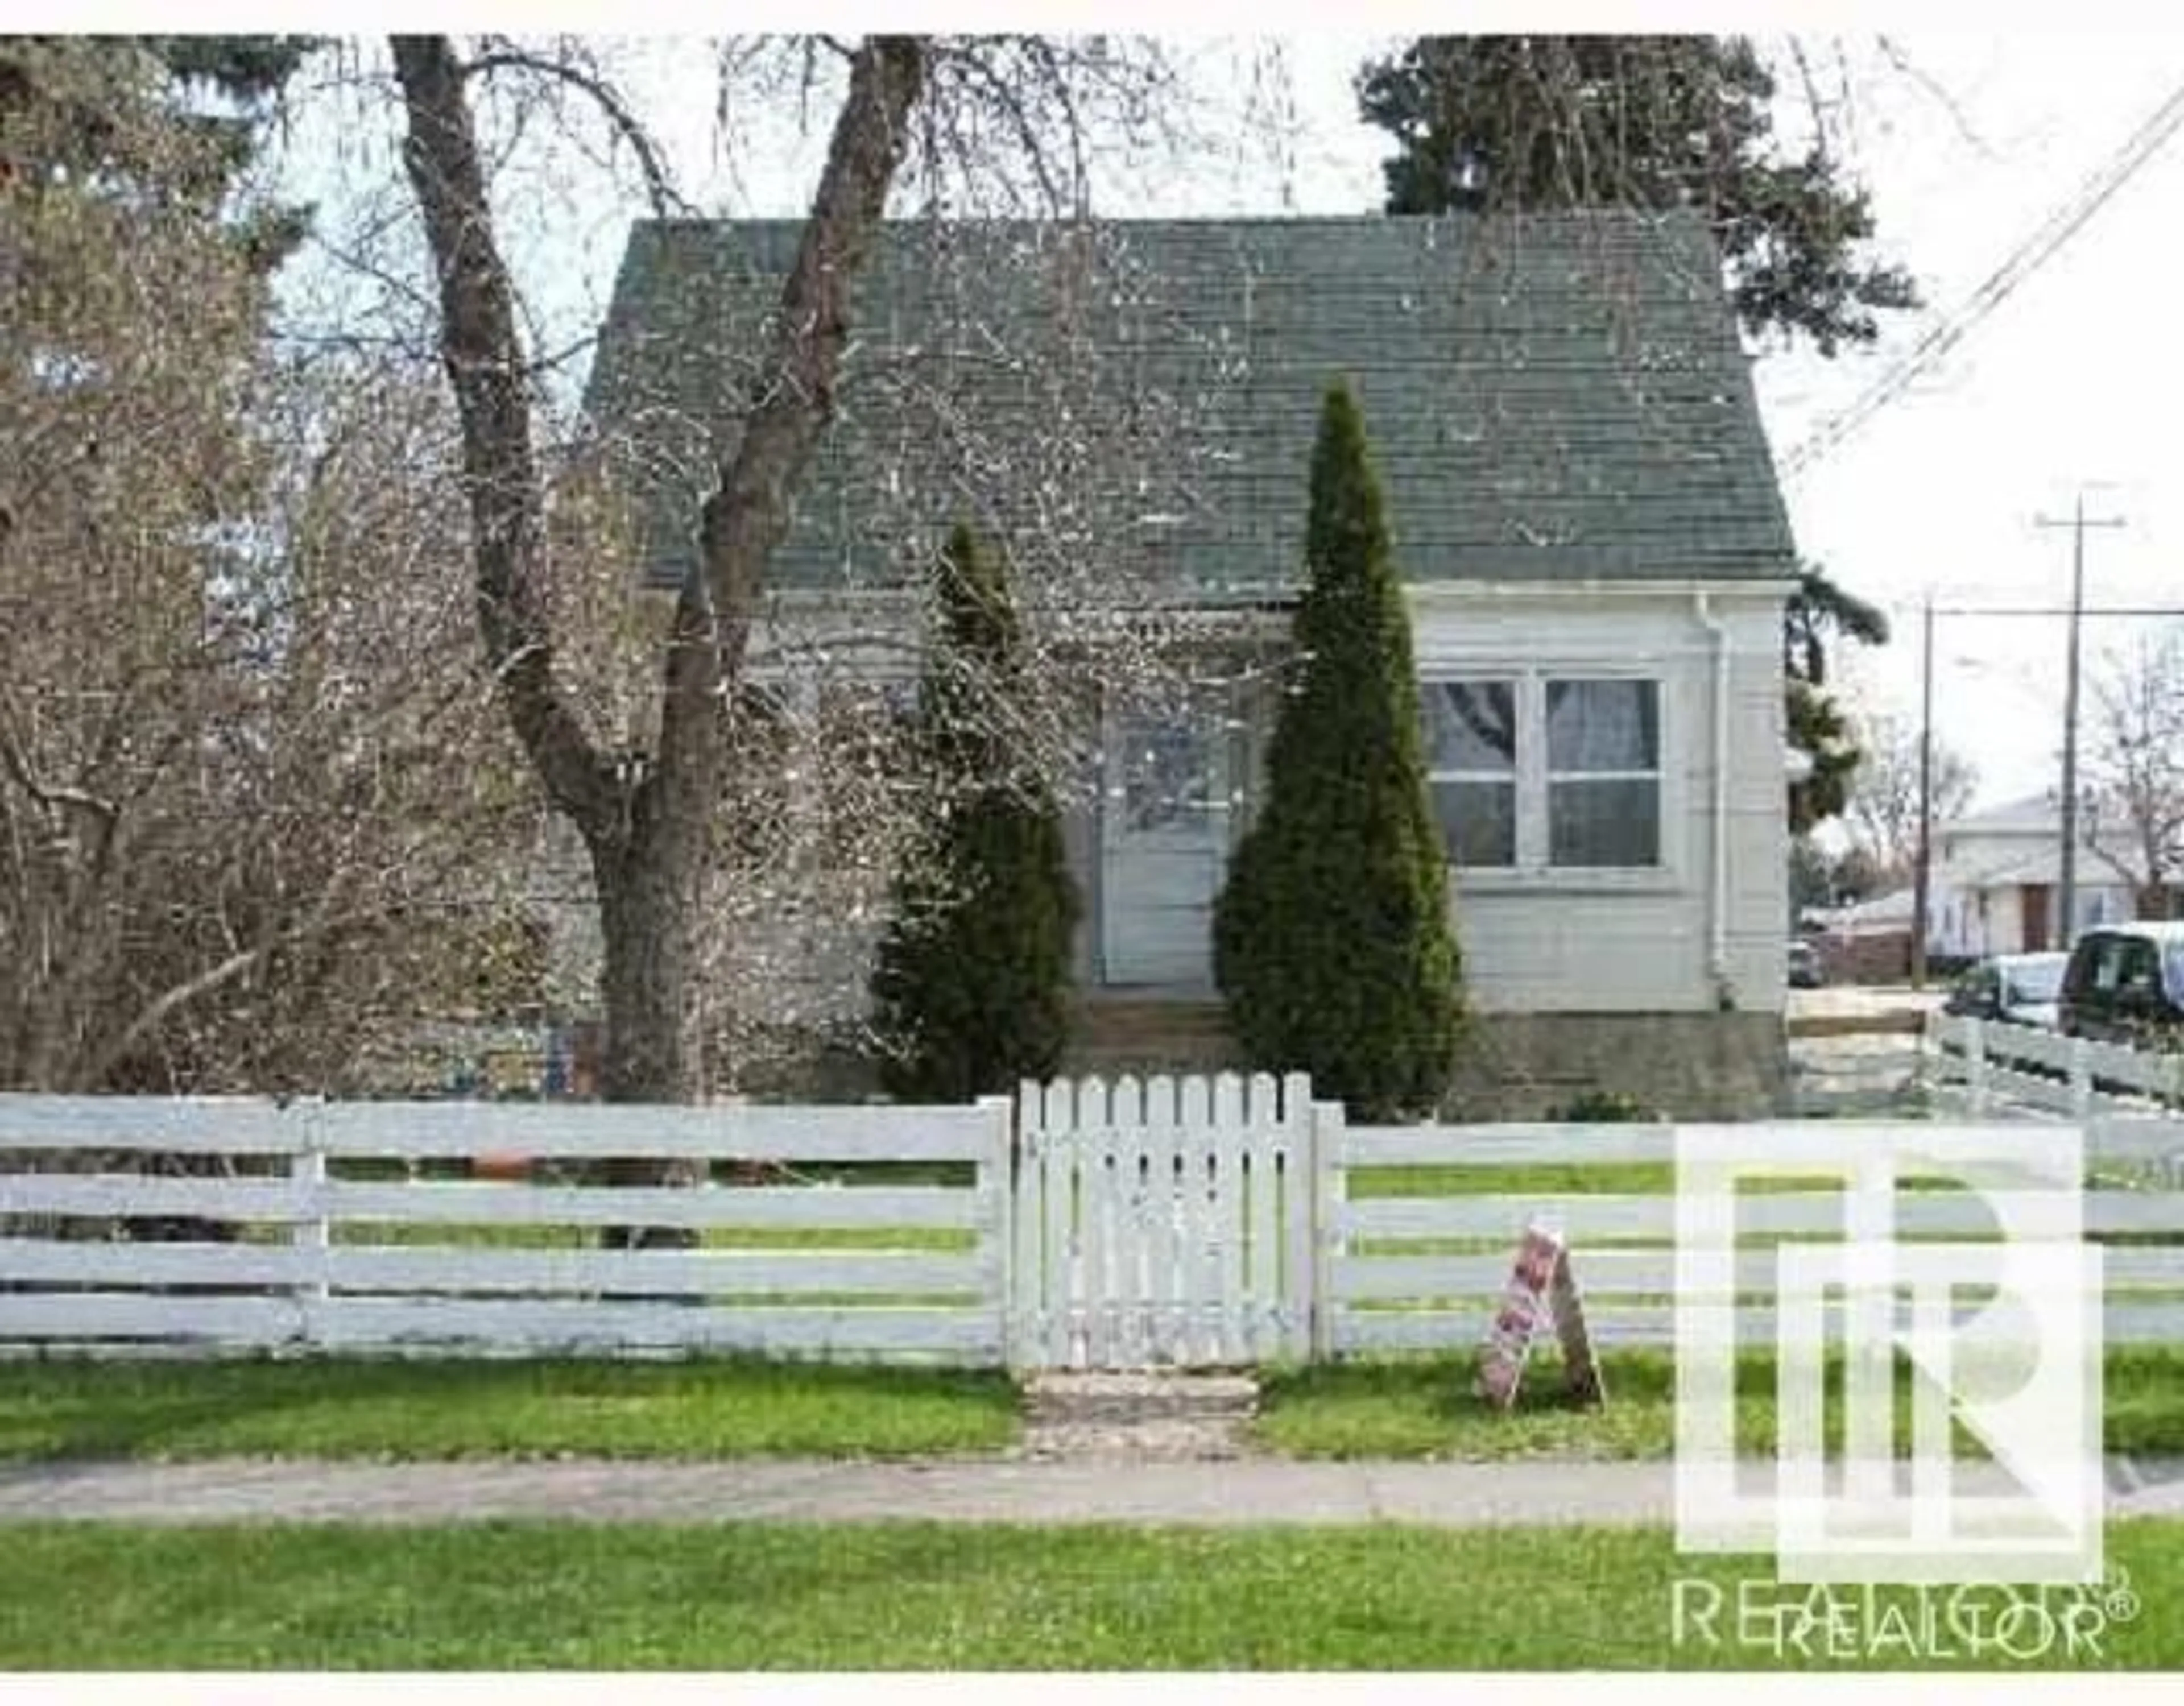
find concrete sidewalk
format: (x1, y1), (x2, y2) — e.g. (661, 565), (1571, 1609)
(5, 1456), (2183, 1526)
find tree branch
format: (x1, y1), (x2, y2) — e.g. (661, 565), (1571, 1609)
(652, 36), (929, 842)
(0, 691), (120, 830)
(390, 33), (617, 839)
(81, 900), (375, 1093)
(463, 40), (692, 221)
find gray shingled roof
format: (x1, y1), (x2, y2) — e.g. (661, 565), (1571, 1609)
(582, 212), (1797, 599)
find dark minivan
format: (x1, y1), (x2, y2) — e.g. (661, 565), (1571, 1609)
(2057, 921), (2184, 1045)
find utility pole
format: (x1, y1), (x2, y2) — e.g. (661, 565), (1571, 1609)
(2034, 494), (2126, 951)
(1912, 592), (1935, 988)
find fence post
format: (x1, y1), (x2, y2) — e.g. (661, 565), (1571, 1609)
(2070, 1036), (2096, 1123)
(976, 1094), (1016, 1371)
(290, 1096), (329, 1348)
(1964, 1017), (1989, 1114)
(1309, 1094), (1346, 1363)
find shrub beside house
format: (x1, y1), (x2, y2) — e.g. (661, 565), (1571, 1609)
(870, 522), (1081, 1102)
(1214, 382), (1462, 1120)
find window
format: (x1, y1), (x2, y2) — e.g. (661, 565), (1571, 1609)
(1418, 674), (1663, 872)
(1119, 717), (1215, 832)
(2088, 934), (2125, 994)
(2119, 937), (2162, 1000)
(1546, 680), (1660, 867)
(2005, 958), (2065, 1005)
(1422, 681), (1517, 867)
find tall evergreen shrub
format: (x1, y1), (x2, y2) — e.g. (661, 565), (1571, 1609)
(1212, 382), (1462, 1117)
(870, 521), (1081, 1102)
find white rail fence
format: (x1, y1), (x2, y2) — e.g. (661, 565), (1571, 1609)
(0, 1095), (1014, 1361)
(5, 1083), (2184, 1364)
(1331, 1116), (2184, 1354)
(1927, 1012), (2184, 1121)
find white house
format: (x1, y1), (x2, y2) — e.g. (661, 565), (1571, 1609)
(1929, 792), (2149, 958)
(580, 212), (1797, 1114)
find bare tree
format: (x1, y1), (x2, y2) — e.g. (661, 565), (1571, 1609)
(395, 33), (933, 1124)
(2087, 628), (2184, 918)
(388, 34), (1254, 1141)
(1843, 707), (1978, 884)
(1, 40), (540, 1096)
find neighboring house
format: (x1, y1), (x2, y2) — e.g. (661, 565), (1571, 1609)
(578, 212), (1800, 1115)
(1929, 792), (2168, 958)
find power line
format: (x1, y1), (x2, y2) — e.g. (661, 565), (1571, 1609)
(1781, 77), (2184, 483)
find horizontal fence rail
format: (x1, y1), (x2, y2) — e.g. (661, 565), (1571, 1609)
(5, 1083), (2184, 1365)
(1327, 1113), (2184, 1356)
(0, 1094), (1012, 1362)
(1927, 1013), (2184, 1120)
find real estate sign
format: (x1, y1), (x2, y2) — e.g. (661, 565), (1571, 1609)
(1475, 1221), (1604, 1410)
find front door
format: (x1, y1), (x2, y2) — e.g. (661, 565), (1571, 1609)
(2022, 884), (2053, 953)
(1099, 695), (1231, 987)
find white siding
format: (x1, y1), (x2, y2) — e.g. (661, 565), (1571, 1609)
(532, 583), (1793, 1023)
(1721, 599), (1791, 1015)
(1410, 583), (1789, 1016)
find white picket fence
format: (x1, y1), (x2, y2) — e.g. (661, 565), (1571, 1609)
(5, 1083), (2184, 1364)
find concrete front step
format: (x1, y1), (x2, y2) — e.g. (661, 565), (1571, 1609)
(1065, 999), (1240, 1075)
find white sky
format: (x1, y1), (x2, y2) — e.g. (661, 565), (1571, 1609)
(62, 3), (2184, 813)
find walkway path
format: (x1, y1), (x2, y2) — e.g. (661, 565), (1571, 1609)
(1017, 1371), (1258, 1460)
(5, 1456), (2182, 1527)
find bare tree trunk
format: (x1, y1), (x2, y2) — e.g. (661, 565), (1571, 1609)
(588, 814), (704, 1247)
(394, 34), (925, 1246)
(593, 826), (697, 1103)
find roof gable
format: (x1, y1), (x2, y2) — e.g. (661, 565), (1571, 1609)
(584, 212), (1799, 598)
(1943, 792), (2062, 835)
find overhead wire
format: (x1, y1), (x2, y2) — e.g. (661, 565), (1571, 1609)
(1780, 77), (2184, 483)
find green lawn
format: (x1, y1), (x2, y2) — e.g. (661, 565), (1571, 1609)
(12, 1341), (2182, 1467)
(1256, 1345), (2184, 1460)
(316, 1223), (974, 1250)
(0, 1519), (2176, 1668)
(0, 1356), (1018, 1463)
(1347, 1163), (2005, 1200)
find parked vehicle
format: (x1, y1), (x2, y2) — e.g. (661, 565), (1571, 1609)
(1788, 939), (1825, 989)
(2057, 922), (2184, 1046)
(1943, 951), (2068, 1030)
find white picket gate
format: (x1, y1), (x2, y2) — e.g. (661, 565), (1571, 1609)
(1010, 1070), (1331, 1369)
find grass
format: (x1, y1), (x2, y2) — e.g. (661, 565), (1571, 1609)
(0, 1519), (2177, 1668)
(1351, 1161), (1678, 1198)
(10, 1340), (2178, 1469)
(0, 1355), (1018, 1463)
(1256, 1345), (2184, 1460)
(1349, 1165), (2041, 1200)
(312, 1223), (974, 1251)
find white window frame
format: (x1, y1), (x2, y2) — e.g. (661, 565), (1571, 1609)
(1420, 669), (1670, 883)
(1421, 677), (1520, 870)
(1541, 676), (1665, 871)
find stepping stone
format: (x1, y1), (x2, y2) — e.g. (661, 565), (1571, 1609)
(1017, 1371), (1260, 1462)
